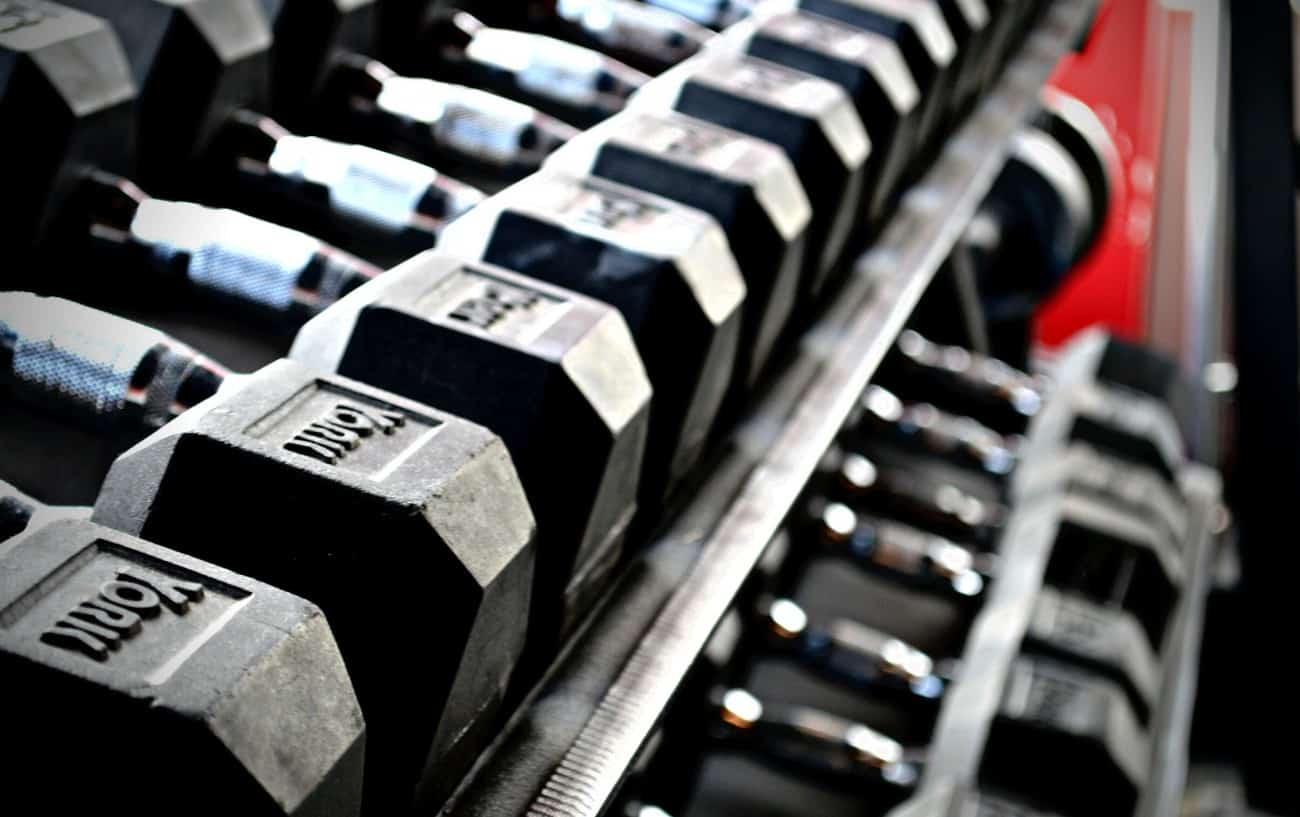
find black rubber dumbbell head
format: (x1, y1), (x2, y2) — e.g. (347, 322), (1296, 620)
(0, 292), (536, 813)
(0, 2), (134, 256)
(0, 482), (367, 816)
(439, 170), (746, 502)
(548, 108), (810, 392)
(633, 50), (870, 304)
(290, 250), (653, 638)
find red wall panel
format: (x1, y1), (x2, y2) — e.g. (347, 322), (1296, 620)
(1035, 0), (1172, 345)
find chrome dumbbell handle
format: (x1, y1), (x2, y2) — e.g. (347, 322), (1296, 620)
(0, 292), (227, 433)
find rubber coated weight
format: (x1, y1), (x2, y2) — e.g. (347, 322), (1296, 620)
(983, 657), (1148, 817)
(439, 170), (745, 502)
(932, 0), (993, 117)
(290, 251), (652, 640)
(0, 483), (366, 817)
(63, 0), (271, 194)
(721, 8), (922, 225)
(91, 360), (535, 813)
(0, 293), (537, 815)
(634, 51), (870, 304)
(0, 2), (134, 259)
(794, 0), (957, 151)
(549, 108), (810, 392)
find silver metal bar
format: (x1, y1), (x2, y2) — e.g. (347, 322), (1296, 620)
(511, 4), (1100, 816)
(1136, 464), (1223, 817)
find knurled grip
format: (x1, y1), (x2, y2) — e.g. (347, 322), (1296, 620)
(131, 199), (321, 314)
(465, 28), (612, 105)
(269, 135), (434, 231)
(0, 293), (207, 431)
(377, 77), (541, 166)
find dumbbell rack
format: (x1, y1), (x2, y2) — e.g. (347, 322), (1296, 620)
(438, 2), (1219, 816)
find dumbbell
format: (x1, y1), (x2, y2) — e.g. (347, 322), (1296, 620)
(715, 5), (922, 228)
(24, 175), (651, 647)
(844, 383), (1186, 540)
(746, 568), (1157, 728)
(878, 331), (1188, 481)
(54, 172), (384, 332)
(548, 109), (809, 392)
(714, 512), (1158, 731)
(0, 481), (366, 815)
(632, 49), (870, 305)
(793, 0), (959, 153)
(0, 293), (536, 813)
(57, 0), (484, 266)
(439, 170), (746, 502)
(0, 1), (426, 312)
(5, 10), (650, 640)
(812, 446), (1007, 548)
(469, 0), (714, 75)
(932, 0), (997, 118)
(669, 655), (1147, 817)
(289, 250), (653, 645)
(389, 8), (649, 128)
(731, 598), (955, 720)
(846, 385), (1021, 481)
(802, 493), (1175, 687)
(253, 0), (577, 182)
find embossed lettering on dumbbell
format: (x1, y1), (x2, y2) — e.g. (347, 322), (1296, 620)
(566, 179), (669, 232)
(728, 59), (809, 100)
(436, 268), (573, 347)
(41, 569), (205, 660)
(0, 293), (533, 812)
(449, 281), (543, 329)
(281, 402), (409, 465)
(0, 1), (50, 33)
(641, 119), (735, 159)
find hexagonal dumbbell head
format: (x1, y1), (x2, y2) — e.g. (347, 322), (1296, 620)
(0, 292), (536, 813)
(91, 357), (536, 811)
(633, 51), (870, 304)
(936, 0), (995, 116)
(795, 0), (957, 151)
(254, 0), (378, 124)
(440, 170), (745, 502)
(0, 482), (366, 816)
(986, 657), (1148, 816)
(0, 2), (134, 254)
(549, 108), (809, 393)
(290, 251), (652, 639)
(1052, 327), (1191, 448)
(65, 0), (273, 192)
(719, 7), (922, 226)
(1026, 587), (1160, 725)
(1039, 491), (1183, 653)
